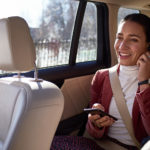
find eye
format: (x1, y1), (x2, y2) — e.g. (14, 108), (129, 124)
(130, 38), (138, 42)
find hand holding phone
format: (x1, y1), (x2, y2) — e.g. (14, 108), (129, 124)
(84, 108), (118, 121)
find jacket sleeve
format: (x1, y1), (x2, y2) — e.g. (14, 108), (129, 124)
(136, 86), (150, 135)
(86, 70), (106, 138)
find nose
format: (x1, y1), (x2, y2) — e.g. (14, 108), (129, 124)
(119, 40), (129, 50)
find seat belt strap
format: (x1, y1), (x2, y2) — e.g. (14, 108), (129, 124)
(109, 65), (140, 148)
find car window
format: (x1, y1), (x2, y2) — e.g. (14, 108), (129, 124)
(0, 0), (110, 81)
(76, 3), (97, 63)
(118, 7), (139, 24)
(0, 0), (78, 74)
(34, 0), (78, 68)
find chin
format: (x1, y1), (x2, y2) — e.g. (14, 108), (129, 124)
(118, 58), (136, 66)
(119, 61), (133, 66)
(119, 63), (130, 66)
(119, 62), (136, 66)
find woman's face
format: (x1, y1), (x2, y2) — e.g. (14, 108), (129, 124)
(114, 20), (149, 66)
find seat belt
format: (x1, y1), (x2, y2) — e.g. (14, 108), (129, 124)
(109, 65), (140, 148)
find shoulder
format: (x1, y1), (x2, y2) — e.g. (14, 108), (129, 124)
(94, 64), (119, 79)
(92, 68), (109, 86)
(94, 68), (109, 79)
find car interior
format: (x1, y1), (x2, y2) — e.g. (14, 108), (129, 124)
(0, 17), (64, 150)
(0, 0), (150, 149)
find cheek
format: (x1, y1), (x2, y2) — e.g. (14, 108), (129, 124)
(114, 40), (119, 51)
(131, 44), (147, 57)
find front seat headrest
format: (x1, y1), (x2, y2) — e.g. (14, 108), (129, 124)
(0, 16), (36, 72)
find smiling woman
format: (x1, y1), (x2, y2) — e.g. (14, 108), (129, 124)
(86, 13), (150, 150)
(0, 0), (150, 150)
(115, 19), (148, 66)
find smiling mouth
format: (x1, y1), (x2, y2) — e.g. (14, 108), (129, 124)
(119, 52), (131, 57)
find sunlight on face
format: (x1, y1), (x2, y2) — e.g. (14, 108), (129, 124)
(114, 21), (148, 66)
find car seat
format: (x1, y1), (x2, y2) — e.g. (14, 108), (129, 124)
(0, 16), (64, 150)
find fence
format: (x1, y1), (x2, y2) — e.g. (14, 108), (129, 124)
(35, 38), (96, 68)
(0, 38), (96, 74)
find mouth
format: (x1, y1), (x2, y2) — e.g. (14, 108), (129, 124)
(119, 52), (131, 58)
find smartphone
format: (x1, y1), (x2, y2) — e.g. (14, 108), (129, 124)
(84, 108), (118, 121)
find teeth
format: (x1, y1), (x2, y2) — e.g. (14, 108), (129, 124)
(120, 53), (130, 56)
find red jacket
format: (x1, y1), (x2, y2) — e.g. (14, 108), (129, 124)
(86, 68), (150, 143)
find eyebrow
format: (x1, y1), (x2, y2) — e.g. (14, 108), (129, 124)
(129, 34), (141, 38)
(116, 33), (141, 38)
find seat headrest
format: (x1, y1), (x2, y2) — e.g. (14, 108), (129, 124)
(0, 16), (36, 72)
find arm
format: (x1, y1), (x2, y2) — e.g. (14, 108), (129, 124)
(136, 87), (150, 135)
(86, 70), (108, 138)
(136, 51), (150, 134)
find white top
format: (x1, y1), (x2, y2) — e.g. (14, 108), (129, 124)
(108, 65), (138, 146)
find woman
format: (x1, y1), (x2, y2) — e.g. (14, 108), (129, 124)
(86, 13), (150, 150)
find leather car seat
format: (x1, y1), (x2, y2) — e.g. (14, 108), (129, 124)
(0, 16), (64, 150)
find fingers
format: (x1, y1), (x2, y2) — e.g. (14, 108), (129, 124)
(137, 52), (150, 81)
(89, 103), (115, 128)
(92, 103), (105, 111)
(88, 113), (100, 124)
(88, 113), (115, 128)
(145, 51), (150, 57)
(137, 52), (150, 65)
(95, 116), (115, 128)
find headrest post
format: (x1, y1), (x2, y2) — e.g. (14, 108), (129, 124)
(33, 62), (42, 82)
(13, 72), (23, 80)
(34, 62), (38, 80)
(17, 72), (21, 78)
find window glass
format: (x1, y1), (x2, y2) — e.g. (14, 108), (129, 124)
(0, 0), (78, 74)
(118, 7), (139, 24)
(76, 3), (97, 63)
